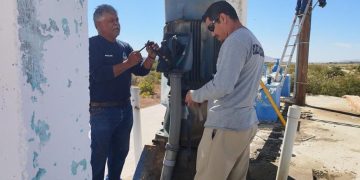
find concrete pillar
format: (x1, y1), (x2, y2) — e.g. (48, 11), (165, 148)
(0, 0), (90, 179)
(227, 0), (248, 25)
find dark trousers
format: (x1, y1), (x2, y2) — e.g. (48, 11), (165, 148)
(90, 104), (133, 180)
(296, 0), (309, 15)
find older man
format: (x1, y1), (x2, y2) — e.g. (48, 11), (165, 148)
(185, 1), (264, 180)
(89, 4), (157, 180)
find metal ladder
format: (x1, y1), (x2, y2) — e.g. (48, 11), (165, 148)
(274, 0), (312, 87)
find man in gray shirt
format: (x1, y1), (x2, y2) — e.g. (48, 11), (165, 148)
(185, 1), (264, 180)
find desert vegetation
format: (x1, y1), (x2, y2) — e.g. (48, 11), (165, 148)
(280, 63), (360, 97)
(134, 61), (360, 98)
(132, 61), (161, 97)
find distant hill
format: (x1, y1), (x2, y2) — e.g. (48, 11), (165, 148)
(264, 56), (360, 64)
(311, 59), (360, 64)
(327, 59), (360, 64)
(264, 56), (278, 62)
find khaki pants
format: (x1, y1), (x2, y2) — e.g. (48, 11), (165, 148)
(194, 124), (257, 180)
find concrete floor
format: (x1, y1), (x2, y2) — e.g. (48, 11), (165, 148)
(249, 95), (360, 180)
(122, 104), (166, 179)
(121, 95), (360, 179)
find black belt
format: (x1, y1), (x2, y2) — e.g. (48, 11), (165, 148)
(90, 99), (130, 107)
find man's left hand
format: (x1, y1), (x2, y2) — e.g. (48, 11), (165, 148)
(146, 41), (159, 59)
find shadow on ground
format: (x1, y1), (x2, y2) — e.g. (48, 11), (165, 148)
(248, 121), (295, 180)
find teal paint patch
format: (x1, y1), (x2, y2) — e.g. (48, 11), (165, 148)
(40, 18), (59, 33)
(32, 152), (39, 168)
(74, 19), (79, 34)
(17, 0), (51, 94)
(31, 96), (37, 103)
(71, 159), (87, 175)
(31, 112), (51, 146)
(28, 138), (35, 142)
(74, 17), (83, 36)
(62, 18), (70, 37)
(67, 79), (72, 88)
(78, 0), (84, 8)
(32, 168), (46, 180)
(48, 18), (59, 32)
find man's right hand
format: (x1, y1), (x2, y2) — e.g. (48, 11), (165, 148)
(185, 91), (200, 107)
(125, 51), (142, 67)
(113, 51), (142, 77)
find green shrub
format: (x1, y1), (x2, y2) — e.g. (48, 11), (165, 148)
(303, 64), (360, 97)
(138, 79), (154, 97)
(134, 70), (161, 97)
(326, 66), (344, 78)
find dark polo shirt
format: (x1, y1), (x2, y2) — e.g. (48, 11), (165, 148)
(89, 35), (149, 102)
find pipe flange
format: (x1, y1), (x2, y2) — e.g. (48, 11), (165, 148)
(165, 143), (179, 152)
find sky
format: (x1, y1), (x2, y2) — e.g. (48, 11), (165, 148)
(88, 0), (360, 63)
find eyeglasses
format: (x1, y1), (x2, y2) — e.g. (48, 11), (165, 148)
(207, 18), (219, 32)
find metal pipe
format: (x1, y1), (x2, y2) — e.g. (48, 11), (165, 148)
(131, 86), (142, 164)
(276, 105), (301, 180)
(160, 72), (182, 180)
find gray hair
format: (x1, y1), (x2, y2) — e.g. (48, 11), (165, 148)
(93, 4), (117, 24)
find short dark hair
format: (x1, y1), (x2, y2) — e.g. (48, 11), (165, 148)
(202, 1), (239, 22)
(93, 4), (117, 24)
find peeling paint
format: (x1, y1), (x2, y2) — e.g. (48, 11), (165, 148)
(74, 19), (79, 34)
(61, 18), (70, 37)
(40, 18), (59, 33)
(67, 79), (72, 88)
(32, 152), (39, 168)
(32, 168), (46, 180)
(30, 112), (51, 145)
(78, 0), (84, 8)
(17, 0), (51, 94)
(31, 96), (37, 103)
(71, 159), (87, 175)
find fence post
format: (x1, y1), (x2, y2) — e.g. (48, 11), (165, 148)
(131, 86), (142, 164)
(276, 105), (301, 180)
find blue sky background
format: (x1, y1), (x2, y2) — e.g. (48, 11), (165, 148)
(88, 0), (360, 62)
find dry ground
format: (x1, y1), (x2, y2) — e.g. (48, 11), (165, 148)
(130, 93), (360, 180)
(139, 84), (161, 108)
(249, 95), (360, 180)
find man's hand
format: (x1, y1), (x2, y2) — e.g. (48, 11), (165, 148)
(142, 41), (159, 69)
(185, 91), (199, 107)
(126, 51), (142, 67)
(146, 41), (159, 59)
(113, 51), (142, 77)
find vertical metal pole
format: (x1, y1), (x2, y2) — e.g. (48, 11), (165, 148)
(131, 86), (142, 164)
(160, 72), (182, 180)
(276, 105), (301, 180)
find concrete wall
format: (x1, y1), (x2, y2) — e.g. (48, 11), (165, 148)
(227, 0), (248, 25)
(0, 0), (90, 179)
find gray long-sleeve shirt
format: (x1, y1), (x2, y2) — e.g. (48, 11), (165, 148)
(192, 27), (264, 131)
